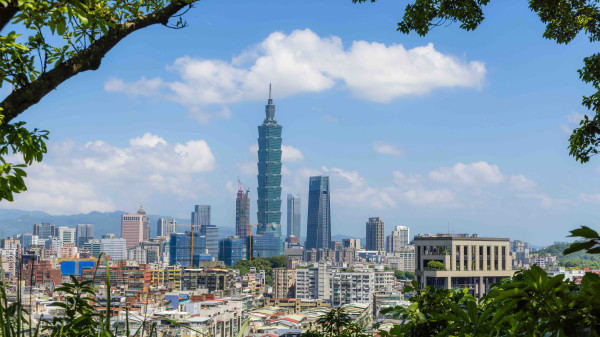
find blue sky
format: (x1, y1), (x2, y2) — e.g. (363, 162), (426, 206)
(3, 0), (599, 245)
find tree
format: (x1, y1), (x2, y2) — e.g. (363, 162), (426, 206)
(426, 260), (445, 270)
(304, 307), (370, 337)
(0, 0), (196, 201)
(354, 0), (600, 164)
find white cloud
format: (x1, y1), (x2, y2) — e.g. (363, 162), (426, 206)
(561, 111), (589, 135)
(373, 141), (404, 156)
(282, 145), (304, 162)
(322, 115), (339, 123)
(428, 161), (504, 187)
(106, 29), (485, 110)
(248, 144), (303, 163)
(509, 175), (536, 191)
(3, 135), (216, 214)
(580, 193), (600, 204)
(104, 77), (163, 97)
(520, 193), (572, 209)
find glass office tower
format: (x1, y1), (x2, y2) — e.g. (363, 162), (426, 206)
(287, 193), (301, 239)
(305, 176), (331, 250)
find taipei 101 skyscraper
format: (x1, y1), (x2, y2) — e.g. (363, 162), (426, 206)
(256, 85), (283, 244)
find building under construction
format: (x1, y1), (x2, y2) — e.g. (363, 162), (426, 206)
(236, 178), (251, 246)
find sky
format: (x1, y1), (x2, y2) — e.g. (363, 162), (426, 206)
(1, 0), (599, 245)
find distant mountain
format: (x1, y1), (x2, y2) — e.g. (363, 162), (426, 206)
(0, 209), (233, 239)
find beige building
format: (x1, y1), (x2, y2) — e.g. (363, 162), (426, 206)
(415, 234), (514, 298)
(273, 268), (296, 298)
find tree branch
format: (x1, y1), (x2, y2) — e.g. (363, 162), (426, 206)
(0, 1), (192, 126)
(0, 1), (19, 32)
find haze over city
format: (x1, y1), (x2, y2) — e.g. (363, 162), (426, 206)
(1, 0), (597, 246)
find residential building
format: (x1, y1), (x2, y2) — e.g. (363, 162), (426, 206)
(342, 239), (361, 250)
(157, 218), (177, 237)
(414, 234), (515, 298)
(128, 245), (147, 264)
(19, 234), (38, 250)
(83, 239), (102, 258)
(57, 226), (76, 244)
(295, 263), (330, 300)
(192, 205), (219, 258)
(121, 213), (143, 249)
(386, 225), (410, 252)
(273, 267), (296, 298)
(287, 193), (301, 239)
(218, 236), (244, 266)
(101, 237), (127, 261)
(169, 232), (208, 267)
(33, 222), (55, 239)
(236, 180), (251, 246)
(366, 217), (385, 252)
(305, 176), (331, 250)
(180, 268), (235, 296)
(386, 247), (416, 272)
(138, 206), (150, 242)
(256, 86), (283, 255)
(331, 269), (375, 306)
(76, 224), (94, 247)
(374, 266), (395, 296)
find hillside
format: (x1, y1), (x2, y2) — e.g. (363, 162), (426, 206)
(535, 242), (600, 269)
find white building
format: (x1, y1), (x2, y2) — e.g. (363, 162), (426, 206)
(331, 268), (374, 306)
(157, 218), (177, 237)
(57, 226), (76, 244)
(386, 247), (415, 272)
(128, 246), (148, 264)
(295, 263), (331, 300)
(386, 226), (410, 253)
(101, 238), (127, 261)
(374, 266), (396, 296)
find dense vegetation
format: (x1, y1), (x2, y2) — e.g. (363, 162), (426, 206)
(535, 241), (600, 269)
(393, 270), (415, 280)
(230, 255), (288, 285)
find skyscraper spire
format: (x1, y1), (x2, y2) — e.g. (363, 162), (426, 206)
(265, 83), (276, 121)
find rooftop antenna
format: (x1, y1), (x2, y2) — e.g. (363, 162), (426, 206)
(269, 83), (272, 100)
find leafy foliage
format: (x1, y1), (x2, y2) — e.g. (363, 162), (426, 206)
(231, 255), (288, 285)
(353, 0), (600, 164)
(535, 235), (600, 269)
(426, 260), (445, 270)
(393, 270), (415, 280)
(304, 307), (370, 337)
(0, 0), (196, 203)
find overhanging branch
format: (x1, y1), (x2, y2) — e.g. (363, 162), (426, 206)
(0, 1), (193, 126)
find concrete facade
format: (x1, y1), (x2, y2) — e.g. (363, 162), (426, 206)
(414, 234), (514, 298)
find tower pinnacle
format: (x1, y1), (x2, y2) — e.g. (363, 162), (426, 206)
(265, 84), (276, 121)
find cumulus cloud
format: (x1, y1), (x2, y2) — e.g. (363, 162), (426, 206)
(248, 143), (303, 163)
(509, 175), (536, 191)
(560, 111), (589, 134)
(519, 193), (573, 209)
(580, 193), (600, 204)
(373, 141), (405, 156)
(429, 161), (504, 187)
(3, 135), (216, 214)
(106, 29), (485, 112)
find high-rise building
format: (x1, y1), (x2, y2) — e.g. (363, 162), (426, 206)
(19, 234), (38, 250)
(236, 180), (251, 246)
(342, 239), (361, 250)
(219, 236), (244, 266)
(76, 224), (94, 247)
(157, 218), (177, 237)
(386, 225), (410, 253)
(83, 239), (102, 258)
(248, 232), (281, 259)
(169, 232), (208, 267)
(138, 206), (150, 241)
(366, 217), (385, 252)
(33, 223), (55, 239)
(192, 205), (219, 257)
(121, 213), (143, 249)
(57, 226), (76, 244)
(273, 267), (296, 299)
(287, 193), (301, 239)
(256, 86), (283, 253)
(305, 176), (331, 250)
(100, 238), (127, 261)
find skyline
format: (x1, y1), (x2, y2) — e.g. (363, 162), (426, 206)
(0, 0), (598, 246)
